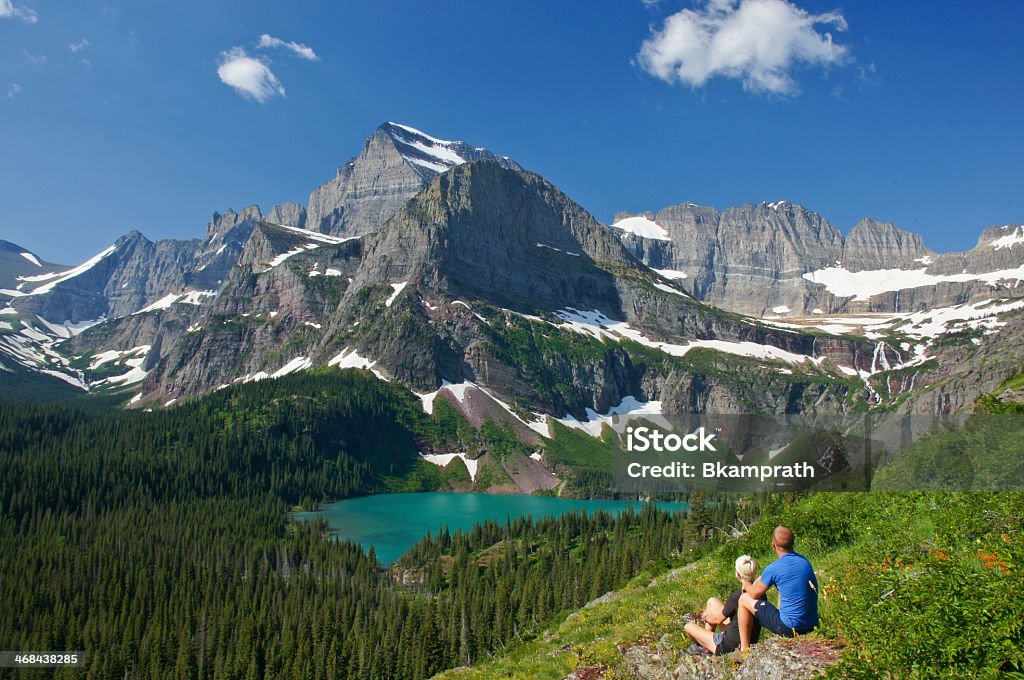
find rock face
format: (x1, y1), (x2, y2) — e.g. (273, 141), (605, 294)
(305, 122), (521, 237)
(0, 240), (66, 290)
(5, 206), (264, 323)
(267, 202), (307, 229)
(614, 202), (1024, 317)
(347, 161), (636, 314)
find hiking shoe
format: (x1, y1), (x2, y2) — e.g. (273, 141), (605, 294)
(682, 612), (705, 624)
(685, 643), (711, 657)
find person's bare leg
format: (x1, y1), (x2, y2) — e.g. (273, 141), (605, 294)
(703, 597), (725, 630)
(737, 593), (758, 651)
(684, 622), (718, 653)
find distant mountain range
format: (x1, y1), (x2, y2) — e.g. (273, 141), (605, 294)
(2, 122), (1023, 427)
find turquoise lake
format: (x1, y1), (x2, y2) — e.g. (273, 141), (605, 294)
(297, 492), (688, 564)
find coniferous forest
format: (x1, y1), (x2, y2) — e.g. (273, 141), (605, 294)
(0, 370), (740, 679)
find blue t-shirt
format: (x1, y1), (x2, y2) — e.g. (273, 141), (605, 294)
(759, 552), (819, 631)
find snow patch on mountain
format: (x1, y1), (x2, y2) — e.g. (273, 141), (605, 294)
(20, 252), (42, 267)
(556, 396), (664, 437)
(268, 243), (319, 268)
(134, 290), (217, 315)
(271, 356), (312, 378)
(328, 348), (387, 380)
(89, 345), (150, 370)
(386, 122), (468, 173)
(8, 245), (117, 296)
(991, 226), (1024, 250)
(535, 243), (581, 257)
(418, 451), (478, 482)
(92, 345), (151, 387)
(385, 282), (407, 307)
(803, 264), (1024, 301)
(35, 315), (105, 339)
(553, 308), (824, 367)
(270, 223), (354, 245)
(611, 216), (670, 241)
(652, 282), (689, 298)
(653, 268), (688, 280)
(880, 298), (1024, 340)
(417, 379), (552, 438)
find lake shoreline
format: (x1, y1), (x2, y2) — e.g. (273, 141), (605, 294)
(295, 491), (688, 565)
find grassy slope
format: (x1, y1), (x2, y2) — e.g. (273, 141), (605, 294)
(435, 492), (1024, 679)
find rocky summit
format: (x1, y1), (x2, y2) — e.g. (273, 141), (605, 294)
(306, 122), (522, 237)
(2, 122), (1023, 426)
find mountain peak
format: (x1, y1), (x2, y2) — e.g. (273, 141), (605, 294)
(379, 121), (472, 175)
(377, 121), (522, 177)
(306, 122), (521, 238)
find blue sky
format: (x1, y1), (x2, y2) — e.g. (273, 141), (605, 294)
(1, 0), (1022, 264)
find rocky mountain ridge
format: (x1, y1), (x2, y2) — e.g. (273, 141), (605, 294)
(2, 122), (1022, 428)
(613, 202), (1024, 317)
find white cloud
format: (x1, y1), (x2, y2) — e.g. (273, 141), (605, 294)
(637, 0), (848, 95)
(217, 47), (285, 103)
(0, 0), (37, 23)
(6, 83), (22, 98)
(256, 34), (319, 61)
(69, 38), (90, 54)
(22, 50), (46, 65)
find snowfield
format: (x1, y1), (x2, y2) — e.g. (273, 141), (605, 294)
(611, 215), (670, 241)
(556, 396), (665, 437)
(552, 308), (824, 367)
(803, 264), (1024, 301)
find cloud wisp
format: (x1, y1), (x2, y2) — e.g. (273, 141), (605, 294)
(69, 38), (90, 54)
(217, 47), (285, 103)
(257, 34), (319, 61)
(6, 83), (22, 98)
(637, 0), (848, 95)
(0, 0), (38, 23)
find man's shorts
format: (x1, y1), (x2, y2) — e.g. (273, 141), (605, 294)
(753, 599), (815, 637)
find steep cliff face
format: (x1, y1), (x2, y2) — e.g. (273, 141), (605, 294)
(842, 218), (933, 271)
(613, 202), (844, 315)
(347, 161), (636, 315)
(306, 122), (521, 237)
(267, 202), (307, 229)
(615, 201), (1024, 317)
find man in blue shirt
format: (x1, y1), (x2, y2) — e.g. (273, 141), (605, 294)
(736, 526), (818, 651)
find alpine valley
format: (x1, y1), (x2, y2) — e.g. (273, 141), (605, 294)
(3, 122), (1024, 680)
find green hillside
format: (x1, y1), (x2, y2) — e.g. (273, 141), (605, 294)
(435, 490), (1023, 679)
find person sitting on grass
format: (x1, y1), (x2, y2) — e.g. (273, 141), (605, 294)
(683, 555), (762, 656)
(736, 525), (819, 653)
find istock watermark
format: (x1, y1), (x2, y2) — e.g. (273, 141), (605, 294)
(597, 413), (1024, 493)
(625, 426), (717, 453)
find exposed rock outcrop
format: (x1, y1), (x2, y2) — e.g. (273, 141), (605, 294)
(306, 122), (521, 237)
(614, 202), (1024, 317)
